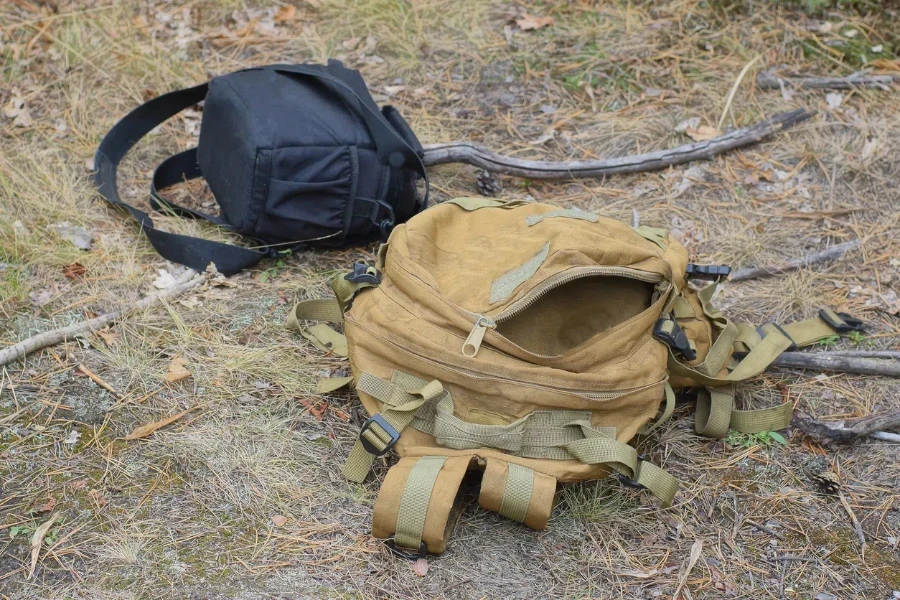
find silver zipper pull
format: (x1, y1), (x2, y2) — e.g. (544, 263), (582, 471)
(462, 316), (496, 357)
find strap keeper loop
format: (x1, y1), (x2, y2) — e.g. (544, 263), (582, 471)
(757, 323), (797, 351)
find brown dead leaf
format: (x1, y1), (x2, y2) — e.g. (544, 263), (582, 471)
(124, 407), (195, 440)
(27, 514), (57, 579)
(673, 539), (703, 599)
(685, 125), (719, 142)
(87, 488), (108, 507)
(95, 328), (120, 347)
(63, 262), (87, 280)
(165, 356), (191, 383)
(274, 5), (297, 23)
(516, 13), (554, 31)
(32, 496), (56, 514)
(70, 479), (88, 490)
(869, 58), (900, 71)
(412, 557), (429, 576)
(271, 515), (287, 527)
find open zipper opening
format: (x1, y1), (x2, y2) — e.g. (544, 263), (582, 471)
(350, 314), (665, 401)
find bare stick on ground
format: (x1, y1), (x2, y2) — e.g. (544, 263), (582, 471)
(76, 363), (121, 398)
(0, 270), (205, 368)
(769, 352), (900, 378)
(729, 240), (859, 282)
(838, 491), (867, 551)
(792, 410), (900, 443)
(757, 72), (899, 91)
(422, 109), (815, 179)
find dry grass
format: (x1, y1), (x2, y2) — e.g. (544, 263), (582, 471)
(2, 0), (900, 598)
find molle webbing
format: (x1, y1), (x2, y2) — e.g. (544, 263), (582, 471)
(350, 371), (679, 507)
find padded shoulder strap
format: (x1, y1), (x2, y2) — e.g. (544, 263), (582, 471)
(93, 82), (268, 275)
(372, 455), (471, 555)
(479, 458), (556, 530)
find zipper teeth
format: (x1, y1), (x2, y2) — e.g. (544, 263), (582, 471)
(494, 266), (664, 324)
(350, 316), (658, 400)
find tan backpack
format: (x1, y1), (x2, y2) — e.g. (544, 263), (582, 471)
(288, 198), (863, 558)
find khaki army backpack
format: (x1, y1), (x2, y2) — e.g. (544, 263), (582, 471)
(288, 198), (864, 558)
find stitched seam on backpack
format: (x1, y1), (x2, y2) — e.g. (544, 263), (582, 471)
(490, 242), (550, 304)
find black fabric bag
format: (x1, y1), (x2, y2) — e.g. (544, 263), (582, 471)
(94, 60), (428, 276)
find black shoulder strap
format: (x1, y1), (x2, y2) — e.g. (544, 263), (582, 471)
(94, 83), (268, 276)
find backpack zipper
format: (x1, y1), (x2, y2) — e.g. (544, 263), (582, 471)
(462, 266), (664, 357)
(351, 315), (662, 400)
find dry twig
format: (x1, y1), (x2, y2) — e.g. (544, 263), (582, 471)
(422, 109), (815, 179)
(0, 270), (205, 367)
(76, 363), (121, 398)
(729, 240), (859, 282)
(838, 491), (867, 551)
(757, 72), (899, 91)
(770, 352), (900, 378)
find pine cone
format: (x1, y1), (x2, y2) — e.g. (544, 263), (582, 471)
(803, 456), (842, 495)
(476, 170), (502, 196)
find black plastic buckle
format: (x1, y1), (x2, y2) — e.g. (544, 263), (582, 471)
(819, 309), (865, 334)
(757, 323), (797, 351)
(686, 263), (732, 281)
(385, 538), (427, 560)
(345, 261), (382, 285)
(653, 317), (697, 361)
(358, 414), (400, 456)
(617, 454), (647, 490)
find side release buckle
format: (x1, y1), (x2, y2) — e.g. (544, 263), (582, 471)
(686, 263), (732, 281)
(345, 261), (382, 285)
(819, 309), (865, 333)
(653, 316), (697, 361)
(358, 414), (400, 456)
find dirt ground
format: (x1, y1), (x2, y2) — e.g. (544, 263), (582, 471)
(2, 0), (900, 598)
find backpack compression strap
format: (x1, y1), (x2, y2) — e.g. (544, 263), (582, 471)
(94, 82), (270, 276)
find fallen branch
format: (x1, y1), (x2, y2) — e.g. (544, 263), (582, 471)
(422, 109), (815, 179)
(0, 270), (204, 368)
(792, 410), (900, 443)
(729, 240), (859, 282)
(815, 350), (900, 360)
(769, 352), (899, 377)
(757, 72), (899, 91)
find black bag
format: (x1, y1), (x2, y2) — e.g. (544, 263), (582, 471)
(94, 60), (428, 276)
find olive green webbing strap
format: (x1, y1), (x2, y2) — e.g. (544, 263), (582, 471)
(342, 374), (445, 482)
(633, 461), (679, 507)
(733, 310), (854, 353)
(694, 385), (793, 438)
(287, 298), (344, 329)
(499, 463), (534, 523)
(394, 456), (448, 549)
(357, 371), (679, 506)
(668, 325), (794, 388)
(639, 383), (676, 435)
(286, 269), (378, 330)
